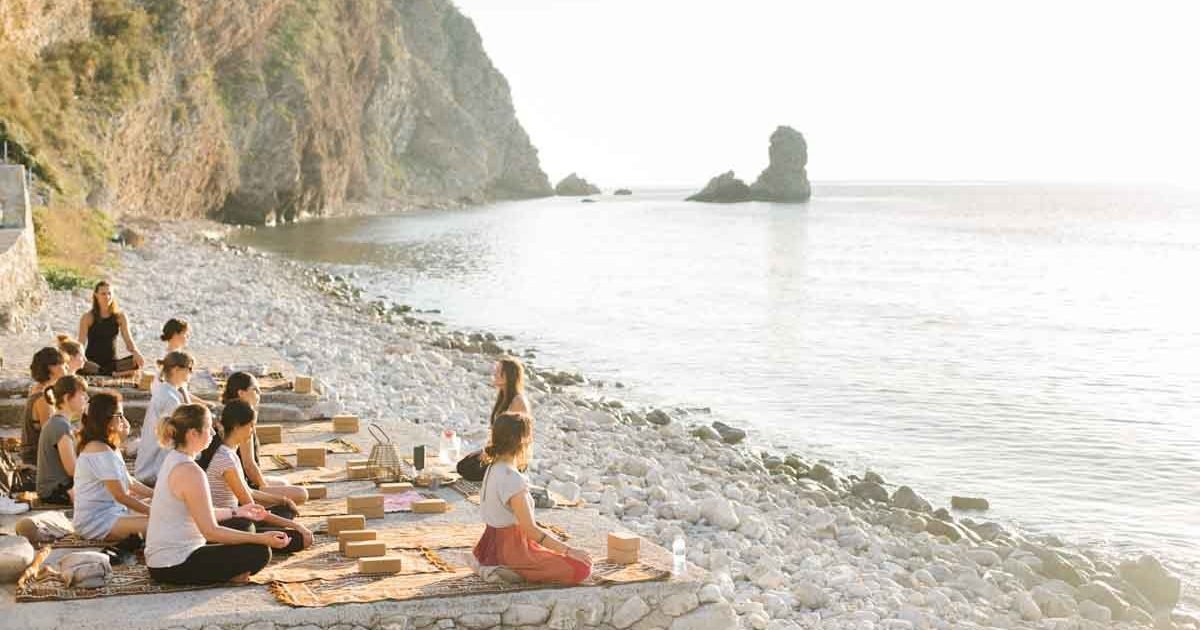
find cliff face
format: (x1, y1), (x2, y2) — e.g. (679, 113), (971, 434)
(0, 0), (552, 224)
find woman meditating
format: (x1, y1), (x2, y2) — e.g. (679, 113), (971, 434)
(457, 357), (531, 481)
(135, 351), (197, 485)
(77, 280), (145, 376)
(20, 347), (66, 465)
(474, 412), (591, 585)
(73, 392), (152, 540)
(160, 318), (190, 357)
(56, 334), (98, 375)
(222, 372), (307, 504)
(145, 404), (289, 585)
(35, 375), (88, 505)
(197, 400), (312, 553)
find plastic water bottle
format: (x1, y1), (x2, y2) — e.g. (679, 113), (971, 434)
(672, 535), (687, 577)
(438, 429), (457, 464)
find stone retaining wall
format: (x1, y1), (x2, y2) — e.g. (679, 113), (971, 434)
(0, 165), (45, 333)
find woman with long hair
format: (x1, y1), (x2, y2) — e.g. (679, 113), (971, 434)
(35, 375), (88, 504)
(196, 400), (312, 553)
(73, 392), (152, 540)
(135, 351), (196, 485)
(473, 412), (591, 584)
(222, 372), (307, 504)
(20, 347), (66, 465)
(457, 357), (530, 481)
(78, 280), (144, 376)
(145, 404), (288, 585)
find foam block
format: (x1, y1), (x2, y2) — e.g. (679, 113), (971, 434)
(358, 556), (403, 574)
(333, 414), (360, 433)
(294, 375), (313, 394)
(338, 529), (377, 552)
(608, 548), (639, 565)
(347, 495), (384, 513)
(608, 531), (641, 552)
(379, 482), (413, 494)
(304, 485), (327, 499)
(358, 506), (385, 519)
(296, 446), (326, 467)
(256, 425), (283, 445)
(327, 515), (366, 536)
(412, 499), (448, 514)
(139, 373), (156, 391)
(347, 464), (372, 480)
(344, 540), (386, 558)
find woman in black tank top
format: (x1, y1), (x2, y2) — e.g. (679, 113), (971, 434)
(78, 281), (145, 375)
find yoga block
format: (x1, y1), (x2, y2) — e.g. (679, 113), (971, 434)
(327, 515), (366, 536)
(296, 446), (326, 467)
(358, 506), (385, 520)
(380, 482), (413, 494)
(256, 425), (283, 445)
(304, 485), (327, 499)
(608, 532), (641, 553)
(347, 494), (384, 513)
(139, 373), (155, 391)
(333, 414), (360, 433)
(347, 464), (372, 480)
(294, 375), (313, 394)
(344, 540), (386, 558)
(412, 499), (448, 514)
(358, 556), (403, 574)
(338, 529), (377, 552)
(608, 547), (639, 565)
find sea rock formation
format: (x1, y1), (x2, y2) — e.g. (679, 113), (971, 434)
(613, 188), (633, 196)
(687, 125), (811, 204)
(685, 171), (751, 203)
(749, 125), (811, 202)
(0, 0), (552, 224)
(554, 173), (601, 196)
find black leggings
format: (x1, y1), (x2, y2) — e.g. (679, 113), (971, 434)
(148, 544), (271, 585)
(220, 516), (304, 553)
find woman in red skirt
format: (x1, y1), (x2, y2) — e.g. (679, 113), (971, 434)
(473, 412), (592, 584)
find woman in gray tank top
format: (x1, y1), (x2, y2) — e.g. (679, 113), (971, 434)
(145, 404), (289, 584)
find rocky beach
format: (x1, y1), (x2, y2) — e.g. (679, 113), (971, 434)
(5, 220), (1193, 630)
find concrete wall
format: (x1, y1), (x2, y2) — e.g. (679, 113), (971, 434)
(0, 165), (45, 332)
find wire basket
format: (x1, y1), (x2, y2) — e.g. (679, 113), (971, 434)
(366, 423), (404, 482)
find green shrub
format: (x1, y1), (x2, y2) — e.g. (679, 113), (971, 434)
(42, 264), (96, 290)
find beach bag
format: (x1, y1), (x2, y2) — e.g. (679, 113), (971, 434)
(456, 450), (489, 482)
(366, 424), (404, 481)
(59, 551), (112, 588)
(0, 448), (35, 495)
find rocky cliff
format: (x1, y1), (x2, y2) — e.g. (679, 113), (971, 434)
(0, 0), (552, 224)
(687, 125), (811, 204)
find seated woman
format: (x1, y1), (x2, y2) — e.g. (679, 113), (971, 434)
(223, 372), (307, 504)
(457, 357), (531, 482)
(35, 375), (88, 505)
(78, 280), (145, 376)
(160, 318), (190, 358)
(21, 347), (66, 465)
(56, 334), (99, 375)
(73, 391), (152, 540)
(146, 404), (290, 585)
(135, 351), (196, 485)
(197, 400), (312, 553)
(473, 412), (591, 585)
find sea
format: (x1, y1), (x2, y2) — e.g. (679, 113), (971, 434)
(235, 183), (1199, 609)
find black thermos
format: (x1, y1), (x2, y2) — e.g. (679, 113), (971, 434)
(413, 444), (426, 470)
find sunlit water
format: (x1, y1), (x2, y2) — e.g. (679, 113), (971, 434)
(236, 184), (1200, 607)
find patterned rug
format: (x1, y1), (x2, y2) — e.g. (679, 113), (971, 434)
(297, 491), (439, 517)
(251, 545), (448, 584)
(15, 547), (237, 602)
(259, 438), (361, 457)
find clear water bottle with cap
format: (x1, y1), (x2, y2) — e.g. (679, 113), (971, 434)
(672, 534), (687, 577)
(438, 429), (458, 464)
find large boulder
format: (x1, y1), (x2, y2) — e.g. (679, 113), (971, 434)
(749, 125), (811, 202)
(554, 173), (601, 196)
(0, 535), (36, 583)
(1119, 555), (1181, 611)
(686, 171), (751, 203)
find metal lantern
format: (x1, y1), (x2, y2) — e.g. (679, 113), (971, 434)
(366, 423), (404, 482)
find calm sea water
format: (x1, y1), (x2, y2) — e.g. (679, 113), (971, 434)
(236, 184), (1199, 605)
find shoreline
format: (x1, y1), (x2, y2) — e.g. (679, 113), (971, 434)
(5, 219), (1194, 630)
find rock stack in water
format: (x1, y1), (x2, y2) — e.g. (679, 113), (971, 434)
(554, 173), (601, 196)
(687, 125), (811, 203)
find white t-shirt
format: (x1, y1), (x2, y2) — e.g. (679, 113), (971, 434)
(479, 460), (533, 528)
(134, 380), (189, 484)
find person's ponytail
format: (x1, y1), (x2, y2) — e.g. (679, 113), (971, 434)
(43, 375), (86, 409)
(158, 403), (209, 449)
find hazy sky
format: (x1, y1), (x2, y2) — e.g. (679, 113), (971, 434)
(453, 0), (1199, 188)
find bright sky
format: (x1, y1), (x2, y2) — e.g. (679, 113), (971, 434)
(453, 0), (1199, 188)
